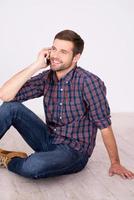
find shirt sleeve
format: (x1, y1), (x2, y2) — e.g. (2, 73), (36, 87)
(12, 70), (48, 102)
(83, 75), (111, 129)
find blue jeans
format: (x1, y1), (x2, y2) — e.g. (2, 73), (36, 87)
(0, 102), (88, 179)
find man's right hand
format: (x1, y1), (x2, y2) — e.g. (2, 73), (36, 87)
(35, 48), (51, 69)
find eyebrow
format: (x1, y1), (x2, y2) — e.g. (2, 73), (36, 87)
(51, 45), (71, 53)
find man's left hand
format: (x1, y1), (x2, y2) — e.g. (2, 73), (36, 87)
(109, 163), (134, 179)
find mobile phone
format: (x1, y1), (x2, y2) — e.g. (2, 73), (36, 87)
(44, 55), (50, 66)
(46, 58), (50, 65)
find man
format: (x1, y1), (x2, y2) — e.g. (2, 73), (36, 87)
(0, 30), (133, 179)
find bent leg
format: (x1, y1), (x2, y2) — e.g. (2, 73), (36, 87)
(7, 144), (88, 179)
(0, 102), (50, 152)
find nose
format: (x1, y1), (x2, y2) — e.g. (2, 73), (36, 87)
(51, 50), (60, 58)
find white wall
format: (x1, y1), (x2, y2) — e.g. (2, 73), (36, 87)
(0, 0), (134, 114)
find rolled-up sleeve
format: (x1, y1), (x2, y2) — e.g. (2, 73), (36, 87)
(83, 75), (111, 129)
(12, 70), (48, 102)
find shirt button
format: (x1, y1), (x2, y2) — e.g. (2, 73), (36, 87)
(66, 81), (68, 84)
(54, 128), (57, 132)
(59, 102), (63, 106)
(60, 88), (63, 91)
(59, 116), (62, 119)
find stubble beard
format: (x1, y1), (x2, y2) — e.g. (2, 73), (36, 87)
(50, 64), (71, 72)
(50, 59), (73, 72)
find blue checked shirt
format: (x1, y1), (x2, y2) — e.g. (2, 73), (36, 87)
(13, 66), (111, 157)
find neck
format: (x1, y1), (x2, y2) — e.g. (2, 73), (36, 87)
(56, 64), (76, 80)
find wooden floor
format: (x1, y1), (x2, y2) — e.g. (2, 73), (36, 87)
(0, 113), (134, 200)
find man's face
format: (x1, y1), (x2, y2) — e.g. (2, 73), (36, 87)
(50, 39), (76, 72)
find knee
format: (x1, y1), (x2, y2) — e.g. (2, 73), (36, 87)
(20, 163), (47, 179)
(0, 102), (13, 115)
(1, 101), (20, 109)
(20, 165), (39, 179)
(0, 101), (22, 113)
(0, 102), (24, 121)
(18, 155), (48, 179)
(8, 157), (40, 179)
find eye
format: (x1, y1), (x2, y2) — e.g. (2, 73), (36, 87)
(51, 46), (56, 51)
(60, 50), (68, 54)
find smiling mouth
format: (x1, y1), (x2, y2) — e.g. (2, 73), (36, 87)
(51, 59), (62, 65)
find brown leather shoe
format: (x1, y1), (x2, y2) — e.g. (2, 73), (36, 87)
(0, 148), (27, 168)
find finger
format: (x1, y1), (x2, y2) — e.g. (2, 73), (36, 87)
(111, 169), (125, 178)
(117, 172), (127, 179)
(124, 172), (134, 179)
(39, 48), (51, 56)
(118, 171), (133, 179)
(44, 57), (47, 65)
(41, 47), (51, 52)
(44, 49), (51, 58)
(109, 170), (114, 176)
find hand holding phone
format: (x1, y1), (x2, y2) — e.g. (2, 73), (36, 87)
(36, 48), (51, 69)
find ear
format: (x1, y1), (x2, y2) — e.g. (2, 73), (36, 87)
(73, 53), (81, 63)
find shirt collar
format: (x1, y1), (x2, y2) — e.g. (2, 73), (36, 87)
(51, 65), (77, 84)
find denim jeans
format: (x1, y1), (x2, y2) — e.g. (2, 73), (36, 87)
(0, 102), (88, 179)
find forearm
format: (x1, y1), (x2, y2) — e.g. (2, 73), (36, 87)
(0, 62), (41, 102)
(0, 48), (50, 102)
(101, 126), (120, 165)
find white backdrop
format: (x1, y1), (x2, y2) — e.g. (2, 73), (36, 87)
(0, 0), (134, 114)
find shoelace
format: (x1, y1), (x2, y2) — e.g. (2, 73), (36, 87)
(0, 154), (9, 168)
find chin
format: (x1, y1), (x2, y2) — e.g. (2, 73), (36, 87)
(51, 67), (61, 72)
(50, 65), (64, 72)
(50, 65), (57, 71)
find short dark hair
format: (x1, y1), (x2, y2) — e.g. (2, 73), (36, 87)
(54, 30), (84, 56)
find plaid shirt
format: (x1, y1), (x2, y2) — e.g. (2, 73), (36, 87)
(14, 66), (111, 157)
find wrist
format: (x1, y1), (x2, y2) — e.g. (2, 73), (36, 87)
(111, 159), (120, 166)
(33, 60), (43, 68)
(29, 61), (45, 72)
